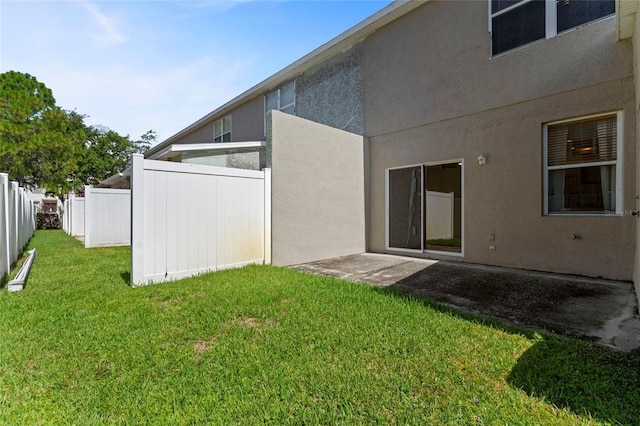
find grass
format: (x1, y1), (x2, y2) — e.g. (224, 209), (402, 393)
(0, 230), (639, 424)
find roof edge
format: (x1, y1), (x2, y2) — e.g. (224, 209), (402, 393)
(147, 0), (426, 157)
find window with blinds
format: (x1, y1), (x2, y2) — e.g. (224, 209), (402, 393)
(544, 113), (621, 215)
(490, 0), (615, 56)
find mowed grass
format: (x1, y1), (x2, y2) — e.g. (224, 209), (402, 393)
(0, 231), (639, 425)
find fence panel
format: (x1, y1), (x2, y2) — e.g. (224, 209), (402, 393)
(84, 186), (130, 248)
(131, 155), (270, 286)
(70, 195), (85, 237)
(0, 174), (36, 278)
(0, 174), (9, 277)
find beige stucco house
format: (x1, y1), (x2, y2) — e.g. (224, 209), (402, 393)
(145, 0), (640, 301)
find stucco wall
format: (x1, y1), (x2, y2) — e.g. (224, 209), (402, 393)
(230, 96), (266, 141)
(633, 7), (640, 301)
(167, 96), (265, 146)
(365, 0), (636, 280)
(296, 43), (364, 135)
(269, 110), (365, 266)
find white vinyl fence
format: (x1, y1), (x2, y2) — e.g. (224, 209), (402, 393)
(62, 187), (130, 248)
(0, 173), (36, 278)
(62, 194), (85, 237)
(130, 155), (271, 286)
(84, 186), (130, 248)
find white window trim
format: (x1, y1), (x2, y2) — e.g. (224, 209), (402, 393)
(214, 115), (231, 143)
(264, 81), (296, 113)
(542, 111), (623, 216)
(385, 159), (464, 258)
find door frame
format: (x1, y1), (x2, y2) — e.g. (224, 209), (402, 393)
(385, 159), (464, 257)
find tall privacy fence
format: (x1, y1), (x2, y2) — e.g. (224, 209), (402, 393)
(0, 174), (36, 279)
(130, 155), (271, 286)
(61, 186), (130, 248)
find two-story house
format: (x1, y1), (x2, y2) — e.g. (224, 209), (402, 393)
(144, 0), (640, 300)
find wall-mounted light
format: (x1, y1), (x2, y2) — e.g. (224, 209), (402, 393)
(478, 155), (487, 165)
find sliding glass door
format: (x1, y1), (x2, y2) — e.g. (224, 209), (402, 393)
(387, 161), (462, 254)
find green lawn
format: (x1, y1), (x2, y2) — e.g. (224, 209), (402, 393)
(1, 230), (639, 425)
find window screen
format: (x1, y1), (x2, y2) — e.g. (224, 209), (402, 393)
(557, 0), (615, 33)
(491, 0), (546, 55)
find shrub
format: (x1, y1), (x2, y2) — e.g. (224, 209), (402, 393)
(36, 212), (60, 229)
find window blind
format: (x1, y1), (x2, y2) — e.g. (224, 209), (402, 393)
(557, 0), (615, 33)
(547, 115), (617, 167)
(492, 0), (546, 55)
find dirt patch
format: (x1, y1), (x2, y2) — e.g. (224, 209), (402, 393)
(192, 337), (218, 361)
(230, 317), (278, 329)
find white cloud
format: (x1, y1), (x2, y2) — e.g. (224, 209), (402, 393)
(79, 1), (126, 45)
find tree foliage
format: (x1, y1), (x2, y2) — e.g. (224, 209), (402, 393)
(0, 71), (156, 198)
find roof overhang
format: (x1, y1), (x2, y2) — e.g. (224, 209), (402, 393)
(150, 141), (265, 161)
(618, 0), (640, 40)
(146, 0), (428, 158)
(97, 168), (132, 188)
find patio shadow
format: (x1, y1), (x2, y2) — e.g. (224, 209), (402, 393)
(506, 337), (640, 424)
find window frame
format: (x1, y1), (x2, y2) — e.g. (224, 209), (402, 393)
(213, 115), (231, 143)
(264, 81), (296, 121)
(385, 159), (465, 257)
(542, 111), (623, 216)
(489, 0), (615, 56)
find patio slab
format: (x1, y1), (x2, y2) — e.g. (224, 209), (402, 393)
(293, 253), (640, 352)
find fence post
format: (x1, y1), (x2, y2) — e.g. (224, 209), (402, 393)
(68, 193), (74, 235)
(264, 168), (272, 265)
(84, 186), (91, 248)
(11, 182), (18, 264)
(1, 174), (9, 276)
(131, 154), (145, 286)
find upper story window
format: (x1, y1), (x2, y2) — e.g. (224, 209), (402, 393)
(265, 81), (295, 116)
(543, 112), (621, 215)
(490, 0), (615, 56)
(214, 115), (231, 142)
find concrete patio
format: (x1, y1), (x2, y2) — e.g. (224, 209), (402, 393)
(293, 253), (640, 353)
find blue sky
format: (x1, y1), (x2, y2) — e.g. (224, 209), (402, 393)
(1, 0), (391, 144)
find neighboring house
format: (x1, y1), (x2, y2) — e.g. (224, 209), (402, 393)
(28, 188), (60, 215)
(141, 0), (640, 298)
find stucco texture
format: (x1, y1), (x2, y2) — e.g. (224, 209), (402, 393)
(269, 111), (365, 266)
(364, 0), (636, 280)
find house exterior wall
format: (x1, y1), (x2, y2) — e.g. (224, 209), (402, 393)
(296, 43), (364, 135)
(269, 110), (365, 266)
(633, 6), (640, 301)
(173, 122), (213, 145)
(364, 0), (636, 280)
(230, 96), (267, 141)
(169, 96), (265, 146)
(164, 45), (363, 150)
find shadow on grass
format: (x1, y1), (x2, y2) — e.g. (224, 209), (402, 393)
(373, 286), (640, 424)
(120, 271), (131, 285)
(506, 338), (640, 424)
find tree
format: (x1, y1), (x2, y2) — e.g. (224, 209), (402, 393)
(136, 129), (156, 154)
(0, 71), (57, 186)
(79, 126), (134, 186)
(77, 126), (158, 186)
(0, 72), (86, 200)
(1, 70), (157, 195)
